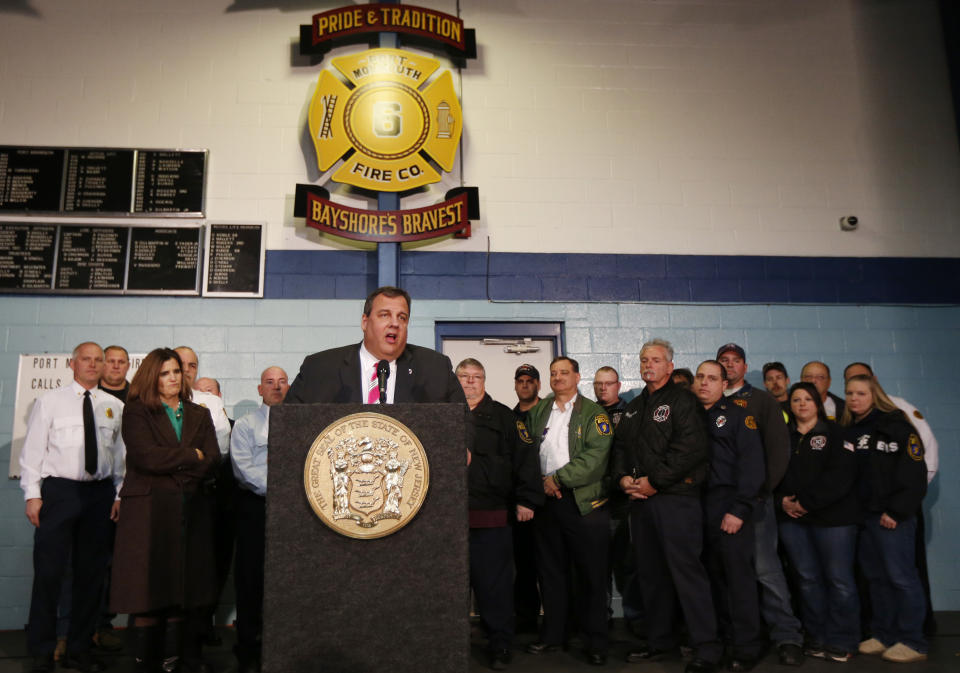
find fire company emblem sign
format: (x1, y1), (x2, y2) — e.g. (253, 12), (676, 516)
(308, 49), (462, 193)
(295, 5), (478, 243)
(304, 413), (429, 539)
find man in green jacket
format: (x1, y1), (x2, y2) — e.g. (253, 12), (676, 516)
(524, 356), (613, 666)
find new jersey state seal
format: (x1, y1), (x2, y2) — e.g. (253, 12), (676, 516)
(304, 412), (429, 539)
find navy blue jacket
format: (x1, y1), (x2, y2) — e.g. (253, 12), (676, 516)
(776, 419), (861, 527)
(703, 400), (765, 522)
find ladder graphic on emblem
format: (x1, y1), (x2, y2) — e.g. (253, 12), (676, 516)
(318, 94), (338, 139)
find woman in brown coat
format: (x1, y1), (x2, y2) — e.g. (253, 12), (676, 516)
(110, 348), (220, 673)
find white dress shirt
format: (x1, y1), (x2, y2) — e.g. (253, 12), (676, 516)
(231, 404), (270, 496)
(19, 380), (126, 501)
(192, 389), (232, 455)
(359, 343), (397, 404)
(540, 394), (576, 476)
(890, 395), (939, 483)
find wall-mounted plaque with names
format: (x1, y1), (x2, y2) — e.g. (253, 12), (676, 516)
(204, 223), (265, 297)
(0, 146), (206, 216)
(134, 150), (206, 215)
(0, 147), (65, 212)
(63, 149), (135, 213)
(0, 221), (203, 295)
(55, 225), (129, 291)
(0, 223), (57, 289)
(127, 227), (202, 293)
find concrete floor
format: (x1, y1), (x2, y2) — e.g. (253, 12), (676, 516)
(0, 615), (956, 673)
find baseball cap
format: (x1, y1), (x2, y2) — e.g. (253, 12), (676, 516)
(514, 364), (540, 380)
(716, 343), (746, 360)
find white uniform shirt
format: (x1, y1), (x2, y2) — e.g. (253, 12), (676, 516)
(19, 380), (126, 501)
(359, 343), (397, 404)
(823, 396), (838, 421)
(540, 394), (577, 476)
(231, 404), (270, 496)
(192, 389), (232, 455)
(889, 395), (939, 483)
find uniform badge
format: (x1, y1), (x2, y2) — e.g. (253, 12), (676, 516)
(715, 415), (726, 428)
(516, 421), (533, 444)
(653, 405), (670, 423)
(595, 415), (612, 436)
(733, 399), (747, 408)
(810, 435), (826, 450)
(908, 433), (923, 461)
(105, 407), (113, 419)
(744, 415), (757, 430)
(913, 409), (925, 420)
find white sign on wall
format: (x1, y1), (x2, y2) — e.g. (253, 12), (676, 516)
(8, 353), (144, 478)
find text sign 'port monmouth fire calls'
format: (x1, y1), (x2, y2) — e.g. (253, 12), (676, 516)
(294, 4), (479, 244)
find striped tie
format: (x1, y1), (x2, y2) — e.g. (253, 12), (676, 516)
(367, 363), (379, 404)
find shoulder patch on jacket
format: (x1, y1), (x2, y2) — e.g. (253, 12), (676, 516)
(908, 433), (923, 461)
(744, 415), (757, 430)
(734, 399), (748, 408)
(516, 420), (533, 444)
(595, 414), (612, 436)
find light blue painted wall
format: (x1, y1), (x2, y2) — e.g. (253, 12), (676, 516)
(1, 296), (957, 627)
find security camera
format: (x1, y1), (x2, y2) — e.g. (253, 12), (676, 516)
(840, 215), (858, 231)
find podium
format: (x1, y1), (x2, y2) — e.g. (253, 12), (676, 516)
(262, 403), (469, 672)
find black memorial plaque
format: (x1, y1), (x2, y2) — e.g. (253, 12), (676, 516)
(54, 225), (128, 291)
(134, 150), (206, 214)
(0, 223), (56, 289)
(0, 147), (65, 212)
(63, 149), (135, 213)
(127, 227), (201, 292)
(206, 224), (262, 294)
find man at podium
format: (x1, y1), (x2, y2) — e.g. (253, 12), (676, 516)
(286, 286), (465, 406)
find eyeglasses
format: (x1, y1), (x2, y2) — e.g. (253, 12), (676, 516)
(457, 373), (484, 382)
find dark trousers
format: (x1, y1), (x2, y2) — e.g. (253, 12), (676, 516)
(534, 494), (610, 653)
(703, 493), (762, 658)
(609, 514), (644, 624)
(631, 493), (722, 662)
(512, 519), (540, 629)
(211, 458), (237, 620)
(27, 478), (114, 656)
(470, 526), (515, 651)
(233, 489), (265, 662)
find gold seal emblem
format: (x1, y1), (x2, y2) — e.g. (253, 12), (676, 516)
(303, 412), (429, 539)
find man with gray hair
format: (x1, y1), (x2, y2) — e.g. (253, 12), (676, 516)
(457, 358), (542, 670)
(612, 339), (720, 673)
(20, 342), (125, 673)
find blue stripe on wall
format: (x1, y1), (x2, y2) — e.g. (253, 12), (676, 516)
(265, 251), (960, 304)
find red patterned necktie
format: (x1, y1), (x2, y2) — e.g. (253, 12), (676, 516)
(367, 363), (379, 404)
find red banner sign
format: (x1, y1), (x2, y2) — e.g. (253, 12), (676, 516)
(305, 192), (469, 243)
(311, 4), (466, 53)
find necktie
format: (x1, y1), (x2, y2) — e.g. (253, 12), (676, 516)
(367, 364), (379, 404)
(83, 390), (98, 475)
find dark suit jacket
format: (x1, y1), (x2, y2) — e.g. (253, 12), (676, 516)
(286, 342), (466, 405)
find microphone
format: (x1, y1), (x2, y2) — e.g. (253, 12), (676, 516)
(376, 360), (390, 404)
